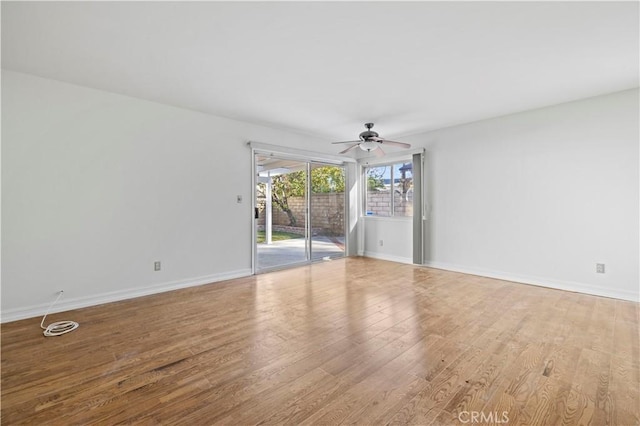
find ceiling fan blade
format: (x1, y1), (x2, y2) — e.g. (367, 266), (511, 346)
(373, 146), (385, 157)
(378, 139), (411, 148)
(339, 144), (360, 154)
(332, 140), (361, 145)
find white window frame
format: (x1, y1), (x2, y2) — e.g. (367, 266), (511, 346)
(361, 157), (414, 219)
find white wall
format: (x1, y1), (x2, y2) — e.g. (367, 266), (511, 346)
(361, 217), (413, 264)
(404, 89), (639, 301)
(1, 71), (334, 321)
(3, 72), (638, 324)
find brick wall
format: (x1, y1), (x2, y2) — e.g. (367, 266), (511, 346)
(257, 193), (345, 235)
(310, 193), (345, 235)
(365, 189), (413, 217)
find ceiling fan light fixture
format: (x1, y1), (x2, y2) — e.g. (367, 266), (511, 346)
(332, 123), (410, 157)
(359, 140), (378, 151)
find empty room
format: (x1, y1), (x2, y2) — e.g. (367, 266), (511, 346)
(1, 1), (638, 425)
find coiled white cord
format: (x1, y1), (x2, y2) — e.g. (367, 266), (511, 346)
(40, 291), (79, 337)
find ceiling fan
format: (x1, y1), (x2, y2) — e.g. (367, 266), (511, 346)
(332, 123), (411, 157)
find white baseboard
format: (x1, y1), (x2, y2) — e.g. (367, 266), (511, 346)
(4, 260), (635, 323)
(1, 269), (252, 323)
(424, 261), (639, 302)
(363, 251), (413, 265)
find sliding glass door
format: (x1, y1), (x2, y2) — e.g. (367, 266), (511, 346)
(254, 154), (345, 272)
(255, 155), (308, 270)
(309, 163), (345, 262)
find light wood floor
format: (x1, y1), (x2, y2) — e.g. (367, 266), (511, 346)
(2, 257), (638, 425)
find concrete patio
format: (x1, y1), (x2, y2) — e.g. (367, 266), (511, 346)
(257, 236), (345, 270)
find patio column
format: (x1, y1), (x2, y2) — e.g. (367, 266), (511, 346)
(265, 171), (273, 244)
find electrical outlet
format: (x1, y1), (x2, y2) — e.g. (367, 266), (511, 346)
(379, 240), (384, 247)
(154, 261), (161, 271)
(237, 195), (243, 203)
(596, 263), (605, 274)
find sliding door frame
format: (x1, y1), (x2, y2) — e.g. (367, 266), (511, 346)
(250, 142), (354, 274)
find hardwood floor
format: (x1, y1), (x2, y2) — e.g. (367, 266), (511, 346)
(2, 257), (638, 425)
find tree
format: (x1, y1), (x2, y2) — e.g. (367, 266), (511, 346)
(257, 166), (345, 227)
(270, 171), (305, 227)
(310, 166), (345, 193)
(366, 167), (385, 190)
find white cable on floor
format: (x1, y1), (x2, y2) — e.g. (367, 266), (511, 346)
(40, 291), (79, 337)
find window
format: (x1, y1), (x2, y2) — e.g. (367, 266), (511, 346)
(364, 161), (413, 217)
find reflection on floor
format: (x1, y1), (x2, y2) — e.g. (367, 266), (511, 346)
(258, 236), (344, 269)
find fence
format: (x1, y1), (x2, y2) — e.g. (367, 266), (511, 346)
(257, 193), (345, 236)
(366, 189), (413, 217)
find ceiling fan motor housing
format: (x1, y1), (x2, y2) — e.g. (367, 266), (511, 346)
(359, 130), (379, 140)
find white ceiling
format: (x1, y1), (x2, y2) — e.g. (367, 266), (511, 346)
(2, 1), (638, 141)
